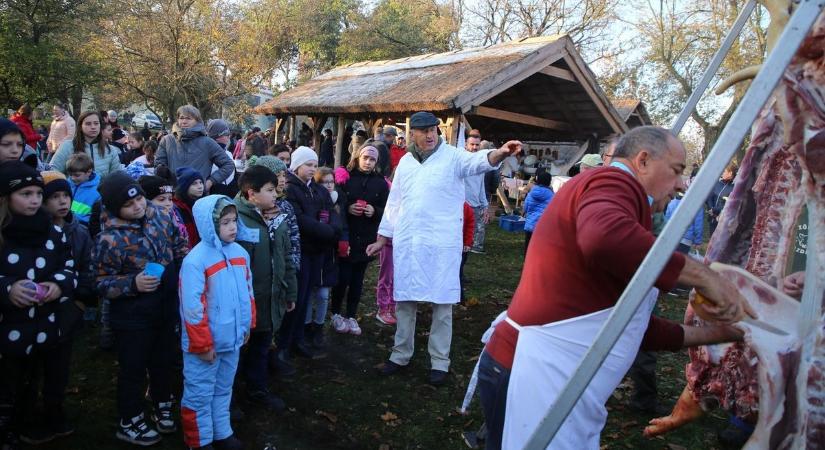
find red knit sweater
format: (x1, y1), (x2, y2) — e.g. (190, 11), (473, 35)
(486, 167), (686, 369)
(463, 201), (475, 247)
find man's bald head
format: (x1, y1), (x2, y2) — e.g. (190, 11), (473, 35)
(613, 126), (679, 160)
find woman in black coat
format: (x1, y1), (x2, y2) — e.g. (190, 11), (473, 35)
(330, 144), (389, 334)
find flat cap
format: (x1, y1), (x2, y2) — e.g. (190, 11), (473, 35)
(580, 153), (604, 167)
(383, 126), (398, 136)
(409, 112), (439, 129)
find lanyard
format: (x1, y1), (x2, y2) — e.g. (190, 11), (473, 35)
(609, 161), (654, 206)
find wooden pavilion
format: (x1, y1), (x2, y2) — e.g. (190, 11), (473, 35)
(255, 35), (628, 166)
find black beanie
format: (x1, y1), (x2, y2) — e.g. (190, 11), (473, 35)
(0, 118), (25, 146)
(0, 161), (43, 196)
(139, 175), (174, 200)
(99, 170), (145, 214)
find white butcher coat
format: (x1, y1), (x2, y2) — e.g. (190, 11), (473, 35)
(377, 142), (497, 304)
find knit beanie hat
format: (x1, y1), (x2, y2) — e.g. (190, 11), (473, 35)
(139, 175), (174, 200)
(99, 170), (145, 214)
(0, 118), (25, 145)
(0, 161), (43, 196)
(125, 161), (147, 180)
(248, 155), (287, 175)
(42, 170), (72, 199)
(175, 166), (204, 196)
(206, 119), (231, 139)
(212, 196), (235, 237)
(289, 146), (318, 172)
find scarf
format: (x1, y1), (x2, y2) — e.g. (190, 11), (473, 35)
(407, 137), (443, 163)
(4, 209), (51, 247)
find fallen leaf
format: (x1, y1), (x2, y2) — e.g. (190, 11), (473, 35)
(466, 298), (479, 306)
(380, 411), (398, 422)
(315, 410), (338, 424)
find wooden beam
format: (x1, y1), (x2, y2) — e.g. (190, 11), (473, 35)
(334, 116), (345, 168)
(539, 65), (576, 82)
(562, 46), (627, 134)
(454, 40), (567, 112)
(404, 116), (411, 147)
(474, 106), (572, 131)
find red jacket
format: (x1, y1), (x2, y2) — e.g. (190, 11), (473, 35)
(463, 202), (475, 247)
(10, 113), (41, 149)
(390, 145), (406, 172)
(173, 197), (200, 249)
(486, 167), (686, 370)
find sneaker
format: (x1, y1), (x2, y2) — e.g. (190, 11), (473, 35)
(347, 318), (362, 336)
(332, 314), (350, 333)
(214, 434), (244, 450)
(376, 310), (397, 325)
(247, 390), (286, 412)
(152, 401), (177, 434)
(116, 413), (161, 446)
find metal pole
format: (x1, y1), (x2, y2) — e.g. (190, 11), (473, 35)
(670, 0), (757, 135)
(523, 2), (824, 448)
(799, 203), (822, 335)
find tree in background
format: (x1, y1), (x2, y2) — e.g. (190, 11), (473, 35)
(0, 0), (107, 114)
(338, 0), (461, 64)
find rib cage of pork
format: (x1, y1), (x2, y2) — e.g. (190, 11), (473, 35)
(642, 12), (825, 449)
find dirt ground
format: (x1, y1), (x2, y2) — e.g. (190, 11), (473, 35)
(35, 226), (731, 449)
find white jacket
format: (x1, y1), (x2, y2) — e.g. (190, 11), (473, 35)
(378, 142), (496, 304)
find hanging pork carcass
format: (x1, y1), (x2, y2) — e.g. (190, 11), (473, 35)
(643, 6), (825, 449)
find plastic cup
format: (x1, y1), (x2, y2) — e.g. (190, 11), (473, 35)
(34, 283), (48, 301)
(356, 199), (367, 207)
(144, 262), (165, 278)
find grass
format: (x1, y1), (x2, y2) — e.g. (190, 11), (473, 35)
(37, 226), (728, 450)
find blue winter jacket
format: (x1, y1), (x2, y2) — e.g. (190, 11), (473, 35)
(665, 197), (704, 246)
(179, 195), (259, 354)
(68, 172), (101, 224)
(524, 185), (555, 232)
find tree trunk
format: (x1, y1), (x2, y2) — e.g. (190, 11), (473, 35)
(70, 86), (84, 119)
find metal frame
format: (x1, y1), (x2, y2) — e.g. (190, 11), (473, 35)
(670, 0), (757, 135)
(523, 1), (825, 448)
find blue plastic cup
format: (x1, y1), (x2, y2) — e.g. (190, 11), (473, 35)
(143, 262), (165, 278)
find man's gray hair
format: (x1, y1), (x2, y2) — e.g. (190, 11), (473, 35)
(614, 126), (675, 159)
(176, 104), (203, 123)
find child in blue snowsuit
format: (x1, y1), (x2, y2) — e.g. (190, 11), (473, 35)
(179, 195), (257, 450)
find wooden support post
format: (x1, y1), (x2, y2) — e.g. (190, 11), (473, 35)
(273, 117), (284, 144)
(335, 115), (345, 168)
(404, 116), (411, 146)
(289, 116), (296, 142)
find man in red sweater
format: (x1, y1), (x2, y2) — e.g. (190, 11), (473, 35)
(478, 126), (753, 449)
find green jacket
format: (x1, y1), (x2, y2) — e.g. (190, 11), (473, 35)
(234, 195), (297, 333)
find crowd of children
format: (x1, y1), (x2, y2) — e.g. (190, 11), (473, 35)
(0, 112), (417, 450)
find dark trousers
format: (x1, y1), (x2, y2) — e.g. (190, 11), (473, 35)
(114, 326), (174, 420)
(477, 350), (511, 450)
(0, 353), (35, 439)
(244, 330), (273, 393)
(331, 260), (369, 318)
(524, 231), (533, 255)
(24, 339), (73, 425)
(459, 252), (469, 301)
(629, 350), (658, 409)
(278, 253), (319, 352)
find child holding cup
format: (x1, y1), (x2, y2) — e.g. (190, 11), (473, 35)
(0, 162), (76, 448)
(93, 171), (188, 446)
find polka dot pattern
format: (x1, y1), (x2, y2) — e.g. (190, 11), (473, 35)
(28, 307), (35, 318)
(26, 269), (34, 280)
(7, 253), (19, 264)
(35, 257), (45, 268)
(8, 330), (20, 341)
(45, 240), (54, 250)
(36, 332), (46, 344)
(54, 273), (66, 281)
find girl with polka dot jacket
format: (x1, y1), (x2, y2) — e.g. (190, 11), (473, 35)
(0, 161), (76, 449)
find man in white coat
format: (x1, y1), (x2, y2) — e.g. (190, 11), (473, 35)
(366, 111), (521, 385)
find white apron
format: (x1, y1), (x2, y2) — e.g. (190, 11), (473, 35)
(377, 143), (497, 304)
(502, 288), (659, 450)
